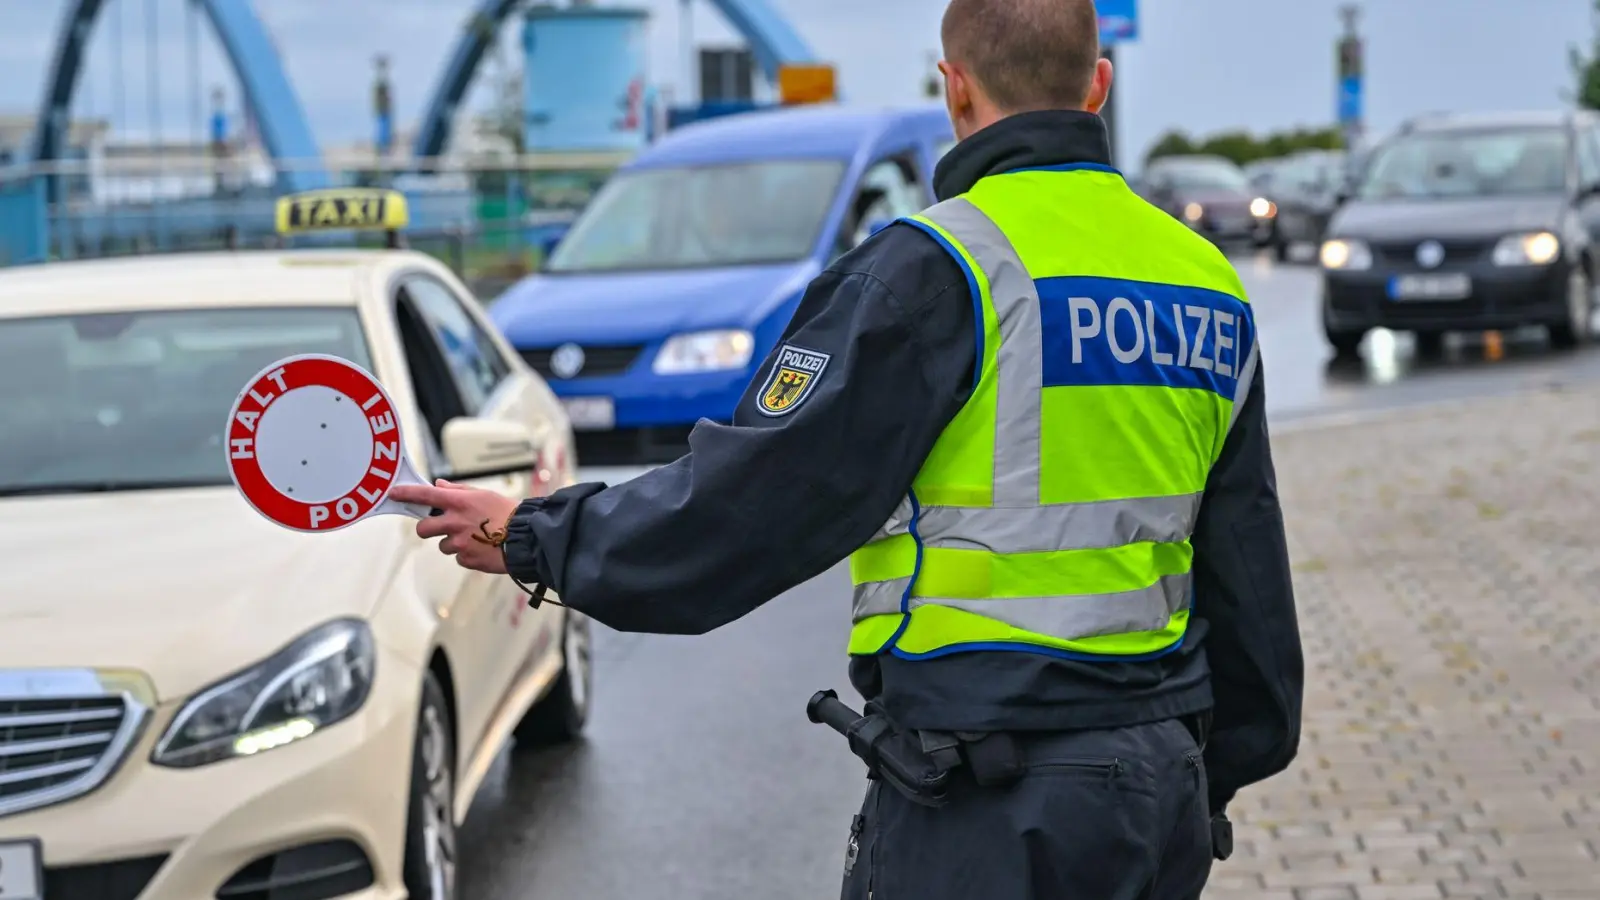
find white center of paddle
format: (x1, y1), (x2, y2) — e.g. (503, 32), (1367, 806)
(255, 385), (375, 504)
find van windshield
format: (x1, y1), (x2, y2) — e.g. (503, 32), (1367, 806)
(545, 160), (847, 273)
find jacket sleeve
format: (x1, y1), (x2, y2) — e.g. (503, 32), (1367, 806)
(500, 227), (973, 635)
(1189, 357), (1305, 815)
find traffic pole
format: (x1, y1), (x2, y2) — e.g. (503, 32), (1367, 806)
(1336, 4), (1364, 151)
(1101, 45), (1118, 169)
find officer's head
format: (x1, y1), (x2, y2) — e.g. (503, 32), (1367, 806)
(938, 0), (1113, 141)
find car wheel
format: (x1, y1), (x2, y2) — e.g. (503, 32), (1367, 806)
(513, 610), (593, 748)
(1549, 265), (1593, 349)
(1322, 303), (1366, 358)
(403, 673), (457, 900)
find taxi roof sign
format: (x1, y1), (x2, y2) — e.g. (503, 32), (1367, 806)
(778, 64), (837, 105)
(274, 188), (409, 247)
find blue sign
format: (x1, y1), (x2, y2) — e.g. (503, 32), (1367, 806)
(1337, 75), (1363, 124)
(1098, 0), (1138, 46)
(376, 112), (394, 155)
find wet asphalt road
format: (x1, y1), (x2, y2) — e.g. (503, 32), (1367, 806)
(457, 253), (1600, 900)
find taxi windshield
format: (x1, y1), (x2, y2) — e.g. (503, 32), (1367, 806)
(544, 159), (848, 273)
(1358, 127), (1570, 199)
(0, 307), (373, 496)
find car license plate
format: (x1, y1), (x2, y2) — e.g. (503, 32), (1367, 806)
(561, 397), (615, 432)
(1389, 273), (1471, 301)
(0, 839), (43, 900)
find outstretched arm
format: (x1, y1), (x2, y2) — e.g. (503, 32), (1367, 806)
(501, 228), (974, 635)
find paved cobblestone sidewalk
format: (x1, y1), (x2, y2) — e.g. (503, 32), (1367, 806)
(1205, 384), (1600, 900)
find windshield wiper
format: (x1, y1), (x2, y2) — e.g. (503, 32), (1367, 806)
(0, 478), (226, 497)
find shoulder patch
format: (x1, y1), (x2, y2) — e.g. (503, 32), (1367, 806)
(756, 344), (831, 417)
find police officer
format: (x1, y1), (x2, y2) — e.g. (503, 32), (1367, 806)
(392, 0), (1304, 895)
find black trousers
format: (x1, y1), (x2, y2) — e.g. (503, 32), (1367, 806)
(839, 718), (1213, 900)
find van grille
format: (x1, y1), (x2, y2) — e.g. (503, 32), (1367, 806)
(0, 686), (147, 819)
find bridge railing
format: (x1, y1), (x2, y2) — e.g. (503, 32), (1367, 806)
(0, 151), (632, 299)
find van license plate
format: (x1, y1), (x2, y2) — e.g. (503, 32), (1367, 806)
(0, 839), (43, 900)
(561, 397), (615, 432)
(1389, 273), (1471, 301)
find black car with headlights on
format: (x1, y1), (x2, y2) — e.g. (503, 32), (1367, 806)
(1320, 110), (1600, 357)
(1140, 154), (1277, 247)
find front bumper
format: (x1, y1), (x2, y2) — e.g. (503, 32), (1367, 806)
(1323, 263), (1571, 332)
(0, 646), (421, 900)
(550, 367), (755, 465)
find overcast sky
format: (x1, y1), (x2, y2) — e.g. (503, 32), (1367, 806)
(0, 0), (1593, 167)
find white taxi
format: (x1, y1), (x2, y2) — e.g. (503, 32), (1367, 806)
(0, 190), (591, 900)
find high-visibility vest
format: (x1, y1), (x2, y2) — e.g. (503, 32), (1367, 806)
(847, 164), (1258, 661)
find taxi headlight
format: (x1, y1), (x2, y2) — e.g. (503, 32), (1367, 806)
(1183, 202), (1204, 223)
(652, 329), (756, 374)
(1492, 231), (1561, 266)
(1250, 197), (1276, 218)
(152, 619), (375, 768)
(1320, 238), (1372, 271)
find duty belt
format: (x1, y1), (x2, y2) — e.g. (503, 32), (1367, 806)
(806, 690), (1027, 808)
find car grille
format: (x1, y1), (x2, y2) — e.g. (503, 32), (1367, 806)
(1370, 238), (1493, 268)
(520, 344), (645, 379)
(0, 687), (147, 819)
(46, 854), (168, 900)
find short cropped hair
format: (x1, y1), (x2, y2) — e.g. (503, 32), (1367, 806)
(941, 0), (1101, 113)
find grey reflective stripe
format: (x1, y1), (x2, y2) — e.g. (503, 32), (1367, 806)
(854, 576), (911, 620)
(918, 198), (1042, 506)
(910, 572), (1191, 636)
(917, 493), (1202, 553)
(853, 572), (1191, 632)
(1226, 337), (1260, 435)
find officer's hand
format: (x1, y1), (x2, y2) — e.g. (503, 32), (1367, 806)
(390, 480), (520, 575)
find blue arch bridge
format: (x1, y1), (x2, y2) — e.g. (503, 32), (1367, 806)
(0, 0), (821, 286)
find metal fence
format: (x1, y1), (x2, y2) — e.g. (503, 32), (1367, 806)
(0, 150), (630, 298)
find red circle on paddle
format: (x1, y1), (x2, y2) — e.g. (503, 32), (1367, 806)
(225, 354), (406, 533)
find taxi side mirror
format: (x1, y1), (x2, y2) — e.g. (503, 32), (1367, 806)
(441, 418), (539, 480)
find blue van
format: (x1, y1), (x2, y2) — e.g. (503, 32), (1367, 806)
(488, 104), (955, 465)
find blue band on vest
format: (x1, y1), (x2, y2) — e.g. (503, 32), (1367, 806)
(1036, 276), (1255, 401)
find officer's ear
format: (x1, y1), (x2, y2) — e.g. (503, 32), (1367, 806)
(1084, 57), (1114, 115)
(938, 59), (974, 128)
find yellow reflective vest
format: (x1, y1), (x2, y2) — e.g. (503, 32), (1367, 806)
(847, 163), (1258, 661)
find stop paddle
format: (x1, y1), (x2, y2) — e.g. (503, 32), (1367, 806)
(225, 353), (434, 532)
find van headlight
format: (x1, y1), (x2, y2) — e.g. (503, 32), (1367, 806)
(652, 329), (756, 374)
(1320, 238), (1372, 270)
(1492, 231), (1560, 266)
(152, 619), (375, 768)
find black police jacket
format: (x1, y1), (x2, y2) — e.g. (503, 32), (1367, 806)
(502, 110), (1305, 815)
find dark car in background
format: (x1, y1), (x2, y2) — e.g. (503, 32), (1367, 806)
(1319, 110), (1600, 357)
(1139, 154), (1276, 247)
(1255, 149), (1346, 260)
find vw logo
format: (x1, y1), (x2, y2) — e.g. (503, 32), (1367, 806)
(1416, 240), (1445, 269)
(548, 343), (586, 379)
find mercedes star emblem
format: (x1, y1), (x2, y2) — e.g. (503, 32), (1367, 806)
(1416, 240), (1445, 269)
(549, 343), (586, 379)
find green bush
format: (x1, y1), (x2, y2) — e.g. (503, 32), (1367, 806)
(1144, 126), (1345, 167)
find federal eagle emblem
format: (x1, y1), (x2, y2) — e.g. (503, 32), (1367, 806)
(756, 345), (831, 416)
